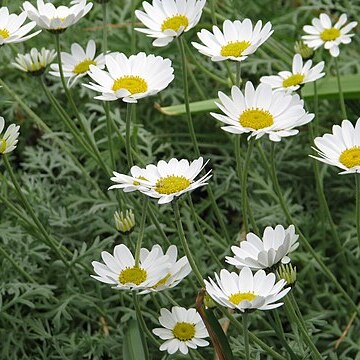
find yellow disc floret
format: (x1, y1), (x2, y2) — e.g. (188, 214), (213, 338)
(220, 41), (251, 57)
(112, 76), (148, 94)
(239, 108), (274, 130)
(172, 322), (196, 341)
(73, 59), (96, 74)
(320, 28), (341, 41)
(0, 138), (7, 153)
(155, 176), (191, 195)
(282, 73), (305, 88)
(228, 292), (256, 305)
(119, 266), (147, 285)
(161, 15), (189, 32)
(0, 29), (10, 39)
(339, 146), (360, 168)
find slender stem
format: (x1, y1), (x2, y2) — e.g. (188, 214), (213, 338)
(104, 103), (116, 169)
(172, 200), (204, 286)
(334, 57), (347, 119)
(0, 243), (36, 283)
(241, 140), (254, 234)
(235, 62), (241, 87)
(131, 0), (137, 53)
(132, 293), (150, 360)
(135, 197), (149, 266)
(210, 0), (217, 25)
(243, 312), (250, 360)
(285, 295), (322, 360)
(356, 175), (360, 250)
(178, 36), (200, 158)
(313, 82), (319, 136)
(265, 143), (360, 315)
(102, 2), (108, 53)
(224, 61), (236, 86)
(125, 103), (134, 168)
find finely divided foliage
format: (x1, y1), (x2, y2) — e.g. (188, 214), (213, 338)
(1, 0), (360, 359)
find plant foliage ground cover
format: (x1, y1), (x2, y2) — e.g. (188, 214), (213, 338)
(1, 0), (360, 359)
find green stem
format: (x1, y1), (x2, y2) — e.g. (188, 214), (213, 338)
(224, 61), (236, 86)
(266, 143), (359, 315)
(172, 200), (204, 286)
(210, 0), (217, 25)
(125, 103), (134, 168)
(132, 293), (150, 360)
(131, 0), (137, 53)
(286, 295), (322, 360)
(356, 175), (360, 250)
(235, 62), (241, 87)
(135, 197), (149, 266)
(243, 312), (250, 360)
(104, 103), (115, 169)
(334, 57), (347, 119)
(0, 242), (36, 283)
(241, 140), (254, 234)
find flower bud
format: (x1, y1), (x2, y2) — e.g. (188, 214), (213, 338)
(294, 40), (314, 60)
(114, 209), (135, 235)
(276, 263), (297, 287)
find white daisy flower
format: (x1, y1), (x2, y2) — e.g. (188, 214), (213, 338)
(0, 7), (40, 45)
(109, 157), (212, 204)
(135, 0), (206, 47)
(192, 19), (273, 62)
(12, 48), (56, 75)
(49, 40), (105, 87)
(260, 54), (325, 92)
(91, 244), (170, 291)
(205, 267), (290, 312)
(211, 82), (314, 142)
(311, 118), (360, 174)
(140, 245), (191, 293)
(0, 117), (20, 154)
(84, 52), (174, 103)
(153, 306), (209, 355)
(226, 225), (299, 271)
(302, 13), (357, 57)
(22, 0), (93, 33)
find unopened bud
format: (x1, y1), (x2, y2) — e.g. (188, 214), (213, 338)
(276, 263), (297, 287)
(114, 209), (135, 235)
(294, 40), (314, 60)
(204, 294), (216, 309)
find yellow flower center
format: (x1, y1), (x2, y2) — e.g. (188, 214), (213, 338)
(220, 41), (251, 57)
(133, 175), (148, 186)
(73, 59), (96, 74)
(112, 76), (148, 95)
(118, 266), (147, 285)
(0, 138), (7, 153)
(320, 27), (341, 41)
(239, 108), (274, 130)
(172, 322), (196, 341)
(161, 15), (189, 32)
(0, 29), (10, 39)
(282, 73), (305, 88)
(153, 274), (171, 288)
(155, 176), (191, 195)
(339, 147), (360, 168)
(228, 292), (256, 305)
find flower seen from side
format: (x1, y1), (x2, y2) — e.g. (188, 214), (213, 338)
(13, 48), (56, 75)
(0, 117), (20, 154)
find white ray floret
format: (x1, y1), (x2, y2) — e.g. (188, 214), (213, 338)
(22, 0), (93, 32)
(135, 0), (206, 47)
(109, 157), (212, 204)
(153, 306), (209, 355)
(13, 48), (56, 74)
(311, 118), (360, 174)
(50, 40), (105, 87)
(192, 19), (273, 62)
(226, 225), (299, 270)
(91, 244), (170, 291)
(140, 245), (191, 293)
(0, 6), (40, 45)
(211, 82), (314, 142)
(260, 54), (325, 92)
(0, 117), (20, 154)
(302, 13), (357, 57)
(84, 52), (174, 103)
(205, 267), (290, 312)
